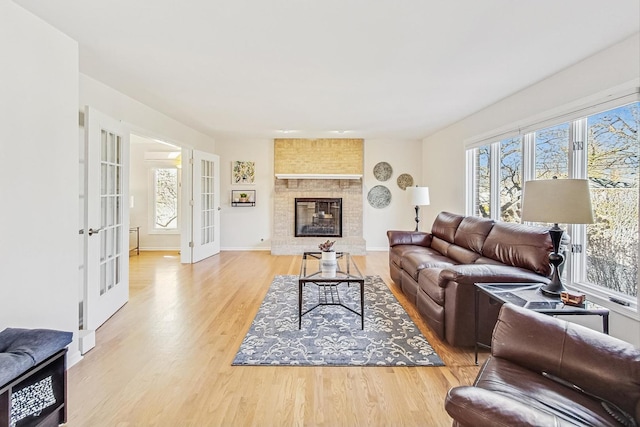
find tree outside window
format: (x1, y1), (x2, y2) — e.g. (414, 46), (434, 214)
(500, 137), (522, 223)
(475, 146), (491, 218)
(154, 168), (178, 230)
(535, 123), (569, 179)
(467, 101), (639, 301)
(586, 103), (639, 297)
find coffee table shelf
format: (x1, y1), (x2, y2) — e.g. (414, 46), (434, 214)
(298, 252), (365, 329)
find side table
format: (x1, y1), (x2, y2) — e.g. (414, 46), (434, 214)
(474, 282), (609, 365)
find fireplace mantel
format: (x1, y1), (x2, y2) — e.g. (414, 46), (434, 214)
(275, 173), (362, 180)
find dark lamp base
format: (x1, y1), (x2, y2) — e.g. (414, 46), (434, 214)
(540, 281), (567, 297)
(542, 225), (567, 297)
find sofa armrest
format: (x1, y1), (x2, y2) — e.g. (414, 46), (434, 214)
(445, 386), (566, 427)
(386, 230), (432, 247)
(492, 304), (640, 421)
(438, 264), (549, 287)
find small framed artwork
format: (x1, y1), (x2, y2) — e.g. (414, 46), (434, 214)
(232, 161), (256, 185)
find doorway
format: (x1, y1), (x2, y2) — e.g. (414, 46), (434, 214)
(79, 115), (221, 354)
(129, 134), (183, 255)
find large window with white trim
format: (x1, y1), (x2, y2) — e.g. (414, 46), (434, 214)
(467, 100), (639, 304)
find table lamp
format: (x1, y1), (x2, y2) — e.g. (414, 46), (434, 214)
(521, 177), (594, 296)
(407, 186), (430, 231)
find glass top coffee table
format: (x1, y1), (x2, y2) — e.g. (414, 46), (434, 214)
(298, 252), (365, 329)
(474, 282), (610, 364)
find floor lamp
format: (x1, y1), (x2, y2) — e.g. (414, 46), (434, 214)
(407, 186), (430, 232)
(521, 177), (594, 296)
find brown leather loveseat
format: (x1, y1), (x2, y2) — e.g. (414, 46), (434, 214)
(445, 303), (640, 426)
(387, 211), (553, 346)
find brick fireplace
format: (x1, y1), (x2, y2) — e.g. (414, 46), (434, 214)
(272, 178), (366, 254)
(271, 138), (366, 255)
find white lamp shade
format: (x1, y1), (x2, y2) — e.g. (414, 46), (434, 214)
(522, 179), (594, 224)
(407, 186), (430, 206)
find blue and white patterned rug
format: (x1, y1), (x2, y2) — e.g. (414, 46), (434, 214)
(232, 275), (444, 366)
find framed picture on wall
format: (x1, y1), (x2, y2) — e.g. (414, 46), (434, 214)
(232, 161), (255, 185)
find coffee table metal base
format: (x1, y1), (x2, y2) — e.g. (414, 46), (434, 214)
(298, 280), (364, 329)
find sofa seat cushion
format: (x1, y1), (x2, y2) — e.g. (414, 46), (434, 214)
(418, 268), (445, 305)
(0, 328), (73, 387)
(475, 357), (623, 426)
(447, 245), (482, 264)
(403, 252), (456, 281)
(389, 245), (432, 269)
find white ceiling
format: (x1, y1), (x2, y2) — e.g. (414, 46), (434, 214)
(15, 0), (640, 141)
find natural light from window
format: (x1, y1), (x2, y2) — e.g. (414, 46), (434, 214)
(467, 100), (639, 302)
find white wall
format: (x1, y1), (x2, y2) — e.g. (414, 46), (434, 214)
(214, 139), (424, 251)
(422, 33), (640, 345)
(364, 140), (424, 250)
(216, 139), (273, 250)
(80, 75), (216, 152)
(0, 1), (80, 362)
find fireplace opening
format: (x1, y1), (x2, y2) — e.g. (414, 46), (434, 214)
(295, 198), (342, 237)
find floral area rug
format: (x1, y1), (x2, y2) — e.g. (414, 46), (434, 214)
(232, 275), (444, 366)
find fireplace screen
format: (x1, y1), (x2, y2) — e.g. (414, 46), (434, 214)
(295, 198), (342, 237)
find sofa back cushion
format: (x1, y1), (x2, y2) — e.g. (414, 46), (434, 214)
(481, 222), (553, 276)
(453, 216), (495, 253)
(431, 212), (464, 244)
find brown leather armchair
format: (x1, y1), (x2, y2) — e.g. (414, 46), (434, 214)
(445, 304), (640, 426)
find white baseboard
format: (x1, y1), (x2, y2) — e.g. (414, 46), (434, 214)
(138, 247), (181, 251)
(67, 349), (83, 368)
(79, 329), (95, 354)
(220, 247), (271, 251)
(366, 247), (390, 252)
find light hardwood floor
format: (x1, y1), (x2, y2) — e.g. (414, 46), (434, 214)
(67, 251), (484, 426)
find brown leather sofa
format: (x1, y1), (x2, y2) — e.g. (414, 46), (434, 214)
(387, 211), (553, 346)
(445, 303), (640, 427)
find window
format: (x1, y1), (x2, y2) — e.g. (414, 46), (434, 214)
(475, 145), (491, 218)
(499, 137), (522, 222)
(467, 100), (640, 305)
(535, 123), (569, 179)
(586, 104), (639, 297)
(152, 167), (179, 232)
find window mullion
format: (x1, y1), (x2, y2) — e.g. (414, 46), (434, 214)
(490, 142), (500, 221)
(522, 133), (536, 185)
(466, 149), (477, 216)
(567, 118), (589, 285)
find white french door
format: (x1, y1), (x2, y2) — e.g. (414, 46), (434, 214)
(181, 149), (220, 263)
(84, 106), (130, 330)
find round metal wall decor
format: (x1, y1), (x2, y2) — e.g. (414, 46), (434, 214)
(367, 185), (392, 209)
(396, 173), (414, 190)
(373, 162), (393, 181)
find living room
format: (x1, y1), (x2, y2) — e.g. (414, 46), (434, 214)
(2, 0), (639, 425)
